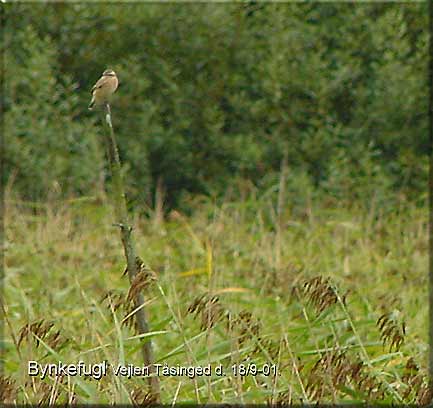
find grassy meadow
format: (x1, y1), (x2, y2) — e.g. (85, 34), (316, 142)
(3, 187), (429, 404)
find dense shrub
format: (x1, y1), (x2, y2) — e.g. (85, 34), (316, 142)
(4, 3), (428, 209)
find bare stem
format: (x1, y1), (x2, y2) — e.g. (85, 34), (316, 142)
(276, 144), (288, 269)
(102, 103), (160, 400)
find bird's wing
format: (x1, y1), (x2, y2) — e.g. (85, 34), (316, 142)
(91, 76), (109, 93)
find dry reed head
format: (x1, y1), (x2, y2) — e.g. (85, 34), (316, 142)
(305, 349), (388, 402)
(101, 290), (140, 331)
(123, 256), (156, 279)
(229, 310), (261, 347)
(24, 377), (57, 405)
(187, 294), (226, 330)
(104, 256), (157, 331)
(251, 337), (280, 360)
(401, 357), (431, 404)
(126, 257), (157, 302)
(45, 329), (65, 350)
(295, 276), (344, 315)
(101, 290), (125, 312)
(130, 387), (158, 406)
(17, 319), (64, 349)
(0, 375), (17, 403)
(376, 310), (405, 351)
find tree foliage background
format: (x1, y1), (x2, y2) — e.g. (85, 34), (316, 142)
(3, 3), (428, 210)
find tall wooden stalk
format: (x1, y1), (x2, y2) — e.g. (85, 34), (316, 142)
(102, 103), (160, 400)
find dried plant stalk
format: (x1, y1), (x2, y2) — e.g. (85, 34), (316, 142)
(102, 104), (160, 400)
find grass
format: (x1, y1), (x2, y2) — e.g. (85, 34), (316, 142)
(2, 190), (429, 404)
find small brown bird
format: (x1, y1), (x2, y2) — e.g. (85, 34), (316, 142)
(88, 69), (118, 110)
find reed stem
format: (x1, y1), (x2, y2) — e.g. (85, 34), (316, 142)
(103, 103), (160, 400)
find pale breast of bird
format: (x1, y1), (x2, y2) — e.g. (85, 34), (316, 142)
(94, 75), (119, 101)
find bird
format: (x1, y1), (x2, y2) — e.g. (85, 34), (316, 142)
(88, 69), (119, 110)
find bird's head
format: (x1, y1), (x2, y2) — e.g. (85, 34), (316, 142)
(102, 69), (117, 77)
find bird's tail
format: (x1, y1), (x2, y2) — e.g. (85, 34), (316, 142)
(88, 96), (95, 111)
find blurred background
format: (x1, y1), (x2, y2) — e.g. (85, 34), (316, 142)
(4, 2), (428, 211)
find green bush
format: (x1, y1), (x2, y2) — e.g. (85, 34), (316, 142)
(4, 26), (104, 200)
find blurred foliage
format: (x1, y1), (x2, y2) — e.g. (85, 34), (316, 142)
(3, 3), (428, 209)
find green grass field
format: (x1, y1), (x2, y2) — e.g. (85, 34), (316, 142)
(3, 192), (429, 404)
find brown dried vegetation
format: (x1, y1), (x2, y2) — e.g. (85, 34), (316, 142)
(0, 375), (18, 403)
(229, 310), (261, 348)
(401, 357), (431, 404)
(126, 257), (157, 303)
(188, 294), (227, 330)
(130, 386), (158, 406)
(101, 289), (139, 330)
(17, 319), (65, 350)
(295, 276), (346, 315)
(377, 311), (405, 351)
(305, 349), (386, 402)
